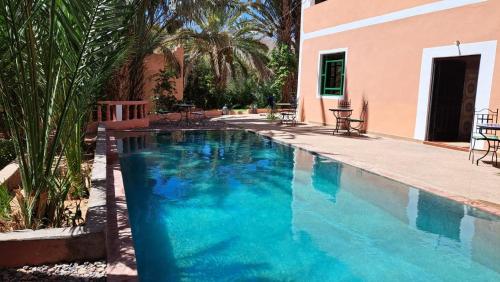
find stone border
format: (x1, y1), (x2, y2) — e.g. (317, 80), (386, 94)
(105, 135), (138, 281)
(0, 125), (108, 268)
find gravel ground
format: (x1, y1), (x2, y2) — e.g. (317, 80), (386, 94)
(0, 261), (106, 281)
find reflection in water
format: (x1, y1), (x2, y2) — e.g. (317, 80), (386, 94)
(118, 134), (150, 154)
(291, 148), (500, 276)
(416, 191), (464, 241)
(312, 159), (341, 203)
(150, 166), (191, 201)
(119, 131), (500, 281)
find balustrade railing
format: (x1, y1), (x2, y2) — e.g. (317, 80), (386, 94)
(95, 101), (149, 129)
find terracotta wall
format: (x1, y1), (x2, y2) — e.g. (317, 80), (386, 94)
(299, 0), (500, 139)
(142, 47), (184, 113)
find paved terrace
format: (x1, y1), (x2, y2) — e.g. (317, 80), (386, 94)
(215, 114), (500, 214)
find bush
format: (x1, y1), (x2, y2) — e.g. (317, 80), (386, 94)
(225, 77), (260, 108)
(152, 69), (179, 113)
(0, 139), (15, 170)
(184, 61), (226, 109)
(253, 80), (277, 108)
(184, 50), (296, 110)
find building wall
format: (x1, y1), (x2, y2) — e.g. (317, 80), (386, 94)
(142, 47), (184, 113)
(303, 0), (437, 33)
(298, 0), (500, 139)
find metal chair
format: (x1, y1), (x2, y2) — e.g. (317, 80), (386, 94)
(469, 108), (499, 164)
(348, 101), (368, 134)
(191, 107), (208, 125)
(279, 98), (298, 126)
(332, 99), (352, 134)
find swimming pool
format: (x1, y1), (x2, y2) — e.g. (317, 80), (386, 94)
(118, 130), (500, 282)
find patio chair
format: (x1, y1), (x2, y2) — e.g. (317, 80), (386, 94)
(334, 99), (352, 133)
(279, 98), (298, 126)
(190, 107), (208, 124)
(469, 108), (499, 164)
(347, 101), (368, 134)
(157, 108), (176, 120)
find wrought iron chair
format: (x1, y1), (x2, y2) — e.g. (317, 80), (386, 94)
(331, 99), (352, 134)
(469, 108), (499, 164)
(190, 106), (208, 125)
(348, 101), (368, 134)
(156, 108), (176, 122)
(279, 97), (298, 126)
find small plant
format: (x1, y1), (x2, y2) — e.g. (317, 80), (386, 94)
(0, 183), (12, 221)
(266, 110), (278, 121)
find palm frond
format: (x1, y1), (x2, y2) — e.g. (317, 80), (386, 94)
(0, 0), (131, 228)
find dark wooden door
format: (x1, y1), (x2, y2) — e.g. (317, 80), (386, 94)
(428, 59), (466, 141)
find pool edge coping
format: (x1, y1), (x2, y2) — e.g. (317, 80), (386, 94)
(106, 134), (138, 282)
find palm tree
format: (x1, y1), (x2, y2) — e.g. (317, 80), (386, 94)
(0, 0), (130, 228)
(250, 0), (301, 102)
(108, 0), (195, 101)
(175, 0), (269, 92)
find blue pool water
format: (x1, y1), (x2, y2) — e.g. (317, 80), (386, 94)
(119, 130), (500, 282)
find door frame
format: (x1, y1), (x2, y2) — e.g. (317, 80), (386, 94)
(414, 40), (497, 142)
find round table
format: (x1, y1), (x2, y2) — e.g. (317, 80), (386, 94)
(329, 108), (353, 135)
(476, 123), (500, 166)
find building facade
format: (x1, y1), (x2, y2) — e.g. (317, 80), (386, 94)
(297, 0), (500, 142)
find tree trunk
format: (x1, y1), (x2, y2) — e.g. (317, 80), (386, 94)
(280, 0), (294, 103)
(128, 54), (146, 101)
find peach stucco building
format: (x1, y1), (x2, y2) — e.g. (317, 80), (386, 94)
(297, 0), (500, 142)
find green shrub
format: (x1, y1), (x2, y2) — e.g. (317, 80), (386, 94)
(184, 60), (225, 109)
(0, 183), (12, 220)
(153, 69), (179, 113)
(253, 80), (277, 108)
(0, 139), (15, 170)
(225, 77), (259, 108)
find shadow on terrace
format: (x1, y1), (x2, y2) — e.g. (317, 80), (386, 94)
(215, 115), (381, 141)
